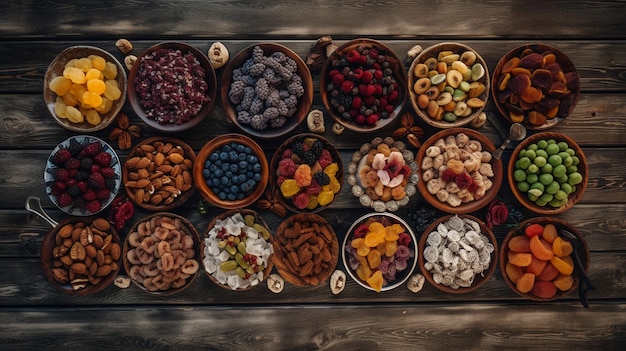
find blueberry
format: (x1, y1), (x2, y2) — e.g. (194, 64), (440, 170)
(227, 193), (237, 201)
(218, 191), (227, 200)
(214, 169), (223, 178)
(229, 151), (239, 162)
(212, 186), (221, 194)
(237, 193), (245, 200)
(237, 174), (247, 184)
(238, 153), (247, 161)
(230, 142), (239, 150)
(214, 159), (222, 167)
(252, 163), (262, 172)
(253, 172), (261, 181)
(205, 178), (212, 187)
(223, 144), (232, 152)
(246, 171), (254, 179)
(240, 182), (251, 192)
(219, 152), (228, 161)
(244, 146), (252, 154)
(202, 169), (210, 178)
(209, 164), (218, 172)
(238, 160), (248, 170)
(221, 176), (230, 185)
(247, 179), (256, 187)
(230, 185), (239, 193)
(236, 144), (245, 152)
(247, 155), (258, 164)
(221, 163), (230, 172)
(225, 170), (233, 179)
(204, 160), (212, 168)
(209, 152), (219, 162)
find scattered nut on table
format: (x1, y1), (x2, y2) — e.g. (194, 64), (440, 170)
(208, 42), (229, 69)
(124, 55), (137, 71)
(307, 109), (325, 134)
(471, 112), (487, 128)
(329, 270), (346, 295)
(267, 273), (284, 293)
(332, 123), (345, 135)
(407, 273), (425, 293)
(114, 275), (131, 289)
(406, 44), (423, 62)
(115, 39), (133, 54)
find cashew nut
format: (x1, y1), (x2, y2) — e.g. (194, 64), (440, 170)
(407, 273), (425, 293)
(331, 122), (345, 135)
(307, 109), (325, 134)
(267, 273), (284, 294)
(329, 270), (346, 295)
(208, 42), (229, 69)
(114, 275), (131, 289)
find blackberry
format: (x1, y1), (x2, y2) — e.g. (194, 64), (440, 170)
(314, 171), (330, 186)
(80, 157), (93, 170)
(302, 151), (317, 166)
(75, 171), (89, 181)
(68, 138), (83, 157)
(105, 178), (117, 190)
(337, 93), (352, 109)
(292, 141), (305, 158)
(67, 184), (81, 198)
(310, 140), (324, 158)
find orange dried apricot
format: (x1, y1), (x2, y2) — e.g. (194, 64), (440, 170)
(531, 280), (558, 299)
(529, 235), (554, 261)
(536, 262), (560, 281)
(384, 226), (400, 242)
(366, 270), (384, 292)
(524, 223), (543, 238)
(526, 256), (548, 276)
(367, 250), (382, 269)
(542, 224), (558, 243)
(508, 251), (532, 267)
(505, 262), (524, 283)
(508, 235), (531, 253)
(356, 262), (373, 282)
(294, 164), (312, 187)
(384, 240), (397, 257)
(516, 272), (536, 293)
(553, 273), (574, 291)
(364, 230), (385, 248)
(351, 238), (370, 257)
(552, 237), (574, 257)
(550, 255), (574, 275)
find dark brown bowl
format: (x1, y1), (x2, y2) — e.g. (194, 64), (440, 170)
(320, 38), (407, 133)
(128, 42), (217, 132)
(508, 132), (588, 214)
(220, 43), (313, 139)
(273, 213), (339, 287)
(201, 209), (274, 291)
(193, 134), (269, 210)
(44, 45), (127, 132)
(491, 44), (580, 130)
(500, 217), (589, 301)
(122, 137), (196, 211)
(416, 128), (503, 214)
(41, 216), (122, 295)
(123, 212), (201, 295)
(419, 214), (497, 294)
(269, 133), (344, 213)
(408, 42), (490, 129)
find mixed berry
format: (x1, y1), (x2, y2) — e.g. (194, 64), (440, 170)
(202, 142), (263, 201)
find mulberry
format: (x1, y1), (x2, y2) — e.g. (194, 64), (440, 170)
(263, 107), (280, 120)
(314, 171), (331, 186)
(270, 51), (287, 63)
(237, 111), (252, 125)
(270, 117), (287, 128)
(250, 114), (268, 130)
(287, 81), (305, 97)
(229, 80), (246, 104)
(255, 78), (270, 100)
(249, 98), (264, 115)
(252, 46), (265, 63)
(249, 62), (266, 77)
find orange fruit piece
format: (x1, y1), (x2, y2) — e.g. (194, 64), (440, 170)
(351, 238), (370, 257)
(516, 272), (536, 293)
(384, 226), (400, 242)
(505, 262), (524, 283)
(536, 262), (560, 281)
(508, 251), (532, 267)
(508, 235), (531, 253)
(367, 249), (382, 269)
(356, 262), (373, 282)
(366, 270), (384, 292)
(364, 230), (385, 248)
(542, 224), (558, 243)
(529, 235), (554, 261)
(526, 256), (548, 276)
(384, 240), (397, 257)
(553, 274), (574, 291)
(552, 237), (574, 257)
(550, 255), (574, 275)
(531, 280), (558, 299)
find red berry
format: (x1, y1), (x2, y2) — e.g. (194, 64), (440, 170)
(346, 49), (361, 63)
(64, 158), (81, 170)
(373, 84), (383, 95)
(331, 73), (345, 86)
(348, 109), (358, 118)
(368, 48), (379, 58)
(54, 168), (69, 181)
(351, 96), (362, 109)
(52, 149), (72, 165)
(90, 164), (101, 173)
(82, 189), (96, 201)
(52, 180), (66, 191)
(328, 69), (341, 77)
(88, 172), (106, 190)
(388, 90), (399, 102)
(96, 188), (111, 200)
(57, 193), (73, 207)
(76, 181), (88, 193)
(84, 200), (102, 213)
(83, 142), (102, 157)
(94, 152), (112, 167)
(365, 85), (376, 96)
(354, 114), (366, 124)
(352, 68), (363, 79)
(100, 167), (116, 179)
(363, 96), (376, 106)
(384, 104), (394, 113)
(340, 80), (354, 94)
(362, 70), (373, 84)
(365, 114), (379, 125)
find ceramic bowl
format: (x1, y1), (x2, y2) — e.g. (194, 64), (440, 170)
(123, 212), (201, 295)
(201, 209), (274, 291)
(44, 135), (121, 216)
(416, 128), (503, 214)
(269, 133), (343, 213)
(221, 43), (313, 139)
(122, 137), (196, 211)
(127, 42), (217, 132)
(491, 43), (580, 130)
(508, 131), (587, 214)
(419, 214), (497, 293)
(43, 45), (127, 132)
(409, 42), (490, 129)
(320, 38), (407, 133)
(500, 217), (589, 301)
(193, 133), (269, 210)
(342, 212), (418, 292)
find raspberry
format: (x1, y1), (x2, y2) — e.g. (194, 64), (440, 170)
(88, 172), (106, 189)
(75, 171), (89, 181)
(64, 158), (81, 170)
(57, 193), (73, 207)
(76, 181), (88, 193)
(54, 168), (69, 181)
(352, 68), (363, 79)
(83, 142), (102, 157)
(52, 180), (66, 191)
(96, 188), (111, 200)
(318, 149), (333, 169)
(52, 149), (71, 165)
(100, 167), (116, 178)
(365, 114), (379, 125)
(353, 223), (369, 238)
(441, 168), (457, 183)
(373, 69), (383, 81)
(340, 80), (354, 94)
(351, 96), (362, 109)
(354, 114), (365, 124)
(82, 189), (96, 201)
(292, 191), (310, 210)
(331, 73), (345, 86)
(278, 158), (297, 177)
(90, 164), (101, 174)
(305, 178), (322, 195)
(94, 152), (112, 167)
(361, 70), (373, 84)
(346, 49), (361, 63)
(84, 200), (102, 213)
(281, 149), (293, 159)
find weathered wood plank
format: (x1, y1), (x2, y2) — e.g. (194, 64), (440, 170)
(0, 304), (624, 350)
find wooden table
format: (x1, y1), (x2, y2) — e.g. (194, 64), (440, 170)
(1, 1), (625, 349)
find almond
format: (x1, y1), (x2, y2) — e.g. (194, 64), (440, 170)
(125, 156), (141, 169)
(58, 223), (74, 238)
(168, 152), (185, 165)
(136, 157), (151, 169)
(110, 243), (121, 261)
(140, 144), (156, 153)
(92, 218), (111, 232)
(155, 152), (166, 166)
(134, 188), (145, 204)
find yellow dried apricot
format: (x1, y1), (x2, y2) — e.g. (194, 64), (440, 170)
(366, 270), (384, 292)
(367, 250), (382, 269)
(317, 189), (334, 206)
(552, 237), (574, 257)
(384, 240), (397, 257)
(542, 223), (558, 243)
(351, 238), (370, 257)
(550, 255), (574, 275)
(553, 273), (574, 291)
(279, 179), (301, 198)
(516, 272), (535, 293)
(356, 262), (373, 282)
(364, 230), (385, 248)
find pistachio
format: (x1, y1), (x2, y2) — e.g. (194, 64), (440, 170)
(115, 39), (133, 54)
(329, 270), (346, 295)
(306, 109), (325, 134)
(407, 273), (425, 293)
(267, 273), (284, 293)
(207, 42), (229, 69)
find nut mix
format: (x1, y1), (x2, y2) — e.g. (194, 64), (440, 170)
(49, 218), (120, 291)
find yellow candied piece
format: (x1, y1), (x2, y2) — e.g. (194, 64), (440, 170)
(323, 162), (339, 177)
(74, 57), (93, 72)
(102, 61), (117, 80)
(356, 262), (373, 282)
(279, 179), (301, 198)
(85, 109), (101, 125)
(104, 80), (121, 100)
(62, 91), (79, 106)
(385, 240), (398, 257)
(351, 238), (370, 257)
(328, 175), (341, 193)
(317, 189), (334, 206)
(94, 96), (113, 114)
(364, 229), (385, 248)
(82, 91), (103, 108)
(54, 99), (68, 118)
(306, 194), (319, 210)
(87, 79), (106, 95)
(64, 58), (79, 69)
(85, 68), (103, 81)
(65, 67), (86, 84)
(65, 105), (84, 123)
(366, 270), (384, 292)
(367, 249), (382, 269)
(69, 83), (87, 101)
(384, 226), (400, 242)
(368, 221), (385, 233)
(89, 55), (106, 71)
(49, 76), (72, 96)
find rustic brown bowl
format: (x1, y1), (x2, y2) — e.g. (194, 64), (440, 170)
(508, 132), (588, 214)
(269, 133), (344, 213)
(342, 212), (418, 292)
(408, 42), (490, 129)
(491, 44), (580, 130)
(419, 214), (497, 294)
(273, 213), (339, 287)
(320, 38), (407, 133)
(416, 128), (503, 214)
(193, 133), (269, 210)
(128, 42), (217, 132)
(40, 216), (122, 295)
(201, 209), (274, 291)
(122, 137), (196, 211)
(43, 45), (127, 132)
(500, 217), (589, 301)
(221, 43), (313, 139)
(123, 212), (201, 296)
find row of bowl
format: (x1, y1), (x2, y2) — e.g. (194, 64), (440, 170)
(43, 40), (580, 138)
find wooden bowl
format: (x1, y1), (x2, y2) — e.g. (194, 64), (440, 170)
(127, 42), (217, 132)
(419, 214), (497, 294)
(320, 38), (407, 133)
(500, 217), (589, 301)
(491, 44), (580, 130)
(201, 209), (274, 291)
(408, 42), (489, 129)
(269, 133), (344, 213)
(508, 132), (588, 214)
(416, 128), (503, 214)
(43, 45), (127, 132)
(220, 43), (313, 139)
(122, 137), (196, 211)
(40, 216), (122, 295)
(193, 134), (269, 210)
(123, 212), (201, 296)
(342, 212), (418, 292)
(44, 135), (121, 216)
(273, 213), (339, 287)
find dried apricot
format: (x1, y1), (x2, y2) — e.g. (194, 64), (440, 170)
(536, 262), (559, 281)
(508, 235), (531, 253)
(505, 262), (524, 283)
(356, 262), (373, 281)
(524, 223), (543, 238)
(553, 273), (574, 291)
(364, 230), (385, 248)
(531, 280), (557, 299)
(529, 235), (554, 261)
(508, 251), (532, 267)
(526, 256), (548, 276)
(516, 272), (535, 293)
(542, 223), (558, 243)
(351, 238), (370, 257)
(384, 226), (400, 242)
(384, 240), (398, 257)
(367, 249), (382, 269)
(366, 270), (384, 292)
(550, 255), (574, 275)
(552, 236), (573, 257)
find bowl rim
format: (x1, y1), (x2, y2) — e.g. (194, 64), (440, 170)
(122, 212), (202, 296)
(319, 37), (408, 133)
(122, 136), (196, 211)
(408, 42), (490, 129)
(499, 216), (589, 301)
(43, 45), (127, 132)
(491, 43), (580, 131)
(201, 208), (274, 291)
(192, 133), (269, 210)
(507, 131), (588, 215)
(127, 41), (217, 133)
(416, 127), (503, 214)
(44, 135), (121, 216)
(40, 216), (122, 295)
(341, 211), (418, 292)
(220, 42), (313, 139)
(269, 132), (344, 213)
(418, 213), (498, 294)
